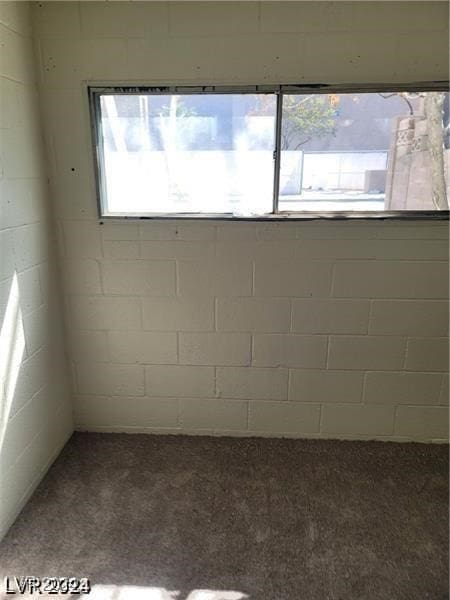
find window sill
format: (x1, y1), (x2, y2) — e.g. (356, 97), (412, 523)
(99, 210), (450, 222)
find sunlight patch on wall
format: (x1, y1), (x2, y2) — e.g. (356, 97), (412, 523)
(0, 273), (26, 453)
(83, 585), (248, 600)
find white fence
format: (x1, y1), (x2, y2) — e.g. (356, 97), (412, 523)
(104, 150), (275, 214)
(301, 151), (388, 193)
(103, 150), (389, 213)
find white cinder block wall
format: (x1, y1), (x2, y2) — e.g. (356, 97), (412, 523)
(33, 1), (449, 442)
(0, 2), (73, 539)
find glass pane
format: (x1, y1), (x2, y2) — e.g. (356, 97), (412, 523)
(98, 93), (276, 216)
(278, 91), (450, 212)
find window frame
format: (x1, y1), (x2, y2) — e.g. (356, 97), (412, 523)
(88, 82), (450, 221)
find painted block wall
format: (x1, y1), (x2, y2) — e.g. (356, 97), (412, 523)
(33, 1), (449, 442)
(0, 2), (73, 540)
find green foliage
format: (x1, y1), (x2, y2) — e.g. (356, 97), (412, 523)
(281, 95), (337, 150)
(158, 98), (197, 118)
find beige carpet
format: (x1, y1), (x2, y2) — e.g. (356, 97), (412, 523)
(0, 432), (448, 599)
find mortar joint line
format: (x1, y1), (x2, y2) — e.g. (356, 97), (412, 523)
(438, 373), (447, 405)
(367, 299), (375, 334)
(360, 371), (368, 403)
(401, 336), (409, 370)
(214, 297), (217, 331)
(318, 403), (324, 433)
(325, 335), (330, 369)
(329, 262), (337, 298)
(251, 260), (255, 296)
(289, 298), (293, 333)
(175, 260), (179, 296)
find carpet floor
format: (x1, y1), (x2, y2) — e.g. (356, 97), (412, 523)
(0, 432), (448, 600)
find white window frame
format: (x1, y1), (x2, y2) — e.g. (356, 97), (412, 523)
(88, 82), (450, 221)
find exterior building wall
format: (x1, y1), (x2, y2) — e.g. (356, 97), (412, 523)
(386, 115), (450, 210)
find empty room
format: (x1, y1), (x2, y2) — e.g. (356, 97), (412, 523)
(0, 1), (449, 598)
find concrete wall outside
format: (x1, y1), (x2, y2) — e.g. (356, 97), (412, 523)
(386, 116), (450, 210)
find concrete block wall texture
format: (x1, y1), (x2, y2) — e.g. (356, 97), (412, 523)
(32, 1), (449, 442)
(0, 2), (73, 539)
